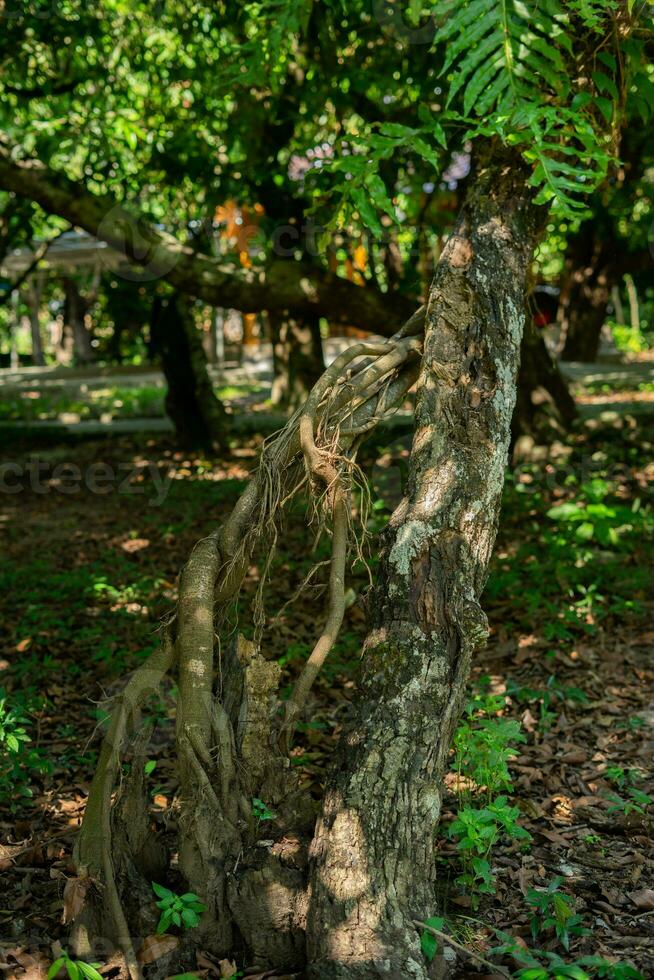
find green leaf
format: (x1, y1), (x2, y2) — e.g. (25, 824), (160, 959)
(156, 909), (174, 934)
(76, 963), (104, 980)
(48, 958), (66, 979)
(419, 916), (444, 962)
(152, 881), (173, 900)
(144, 760), (157, 776)
(64, 961), (80, 980)
(251, 797), (276, 821)
(181, 907), (200, 928)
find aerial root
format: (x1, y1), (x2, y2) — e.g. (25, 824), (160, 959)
(73, 320), (423, 973)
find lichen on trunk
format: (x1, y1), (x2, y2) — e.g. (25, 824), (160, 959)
(306, 143), (546, 978)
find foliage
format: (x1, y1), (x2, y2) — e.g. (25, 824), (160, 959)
(546, 479), (642, 549)
(609, 321), (647, 355)
(526, 878), (589, 950)
(488, 461), (653, 645)
(0, 690), (30, 754)
(492, 929), (645, 979)
(448, 688), (531, 903)
(454, 693), (526, 797)
(0, 689), (52, 806)
(251, 797), (276, 821)
(448, 796), (531, 897)
(48, 951), (103, 980)
(152, 882), (206, 934)
(605, 787), (653, 817)
(419, 915), (445, 962)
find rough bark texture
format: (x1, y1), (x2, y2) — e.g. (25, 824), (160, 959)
(270, 310), (326, 410)
(306, 144), (545, 978)
(150, 292), (229, 450)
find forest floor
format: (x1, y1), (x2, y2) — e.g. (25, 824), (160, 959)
(0, 391), (653, 978)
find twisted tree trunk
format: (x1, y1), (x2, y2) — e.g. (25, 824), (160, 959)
(307, 144), (545, 978)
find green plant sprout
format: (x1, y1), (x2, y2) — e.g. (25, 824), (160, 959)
(48, 951), (103, 980)
(152, 882), (206, 934)
(252, 797), (276, 821)
(526, 878), (589, 951)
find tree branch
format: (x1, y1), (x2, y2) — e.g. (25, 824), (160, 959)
(0, 226), (68, 307)
(0, 136), (415, 334)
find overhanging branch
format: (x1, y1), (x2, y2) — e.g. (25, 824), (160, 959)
(0, 136), (416, 335)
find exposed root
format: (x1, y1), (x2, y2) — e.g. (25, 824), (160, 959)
(73, 319), (423, 974)
(72, 633), (176, 979)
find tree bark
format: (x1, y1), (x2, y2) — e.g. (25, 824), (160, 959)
(270, 311), (325, 410)
(150, 292), (229, 450)
(25, 273), (45, 366)
(306, 144), (545, 978)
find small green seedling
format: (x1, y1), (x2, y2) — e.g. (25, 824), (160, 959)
(606, 787), (652, 817)
(526, 877), (588, 950)
(252, 797), (275, 821)
(419, 916), (445, 962)
(48, 951), (103, 980)
(152, 882), (206, 934)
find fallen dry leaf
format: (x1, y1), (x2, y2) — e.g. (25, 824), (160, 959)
(62, 875), (92, 924)
(137, 934), (179, 964)
(627, 887), (654, 911)
(218, 960), (239, 979)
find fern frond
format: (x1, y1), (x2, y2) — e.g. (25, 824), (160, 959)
(436, 0), (571, 117)
(434, 0), (619, 216)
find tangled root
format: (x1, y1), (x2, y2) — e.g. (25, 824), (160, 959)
(72, 317), (423, 977)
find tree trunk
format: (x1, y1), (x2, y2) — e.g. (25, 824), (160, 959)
(151, 292), (229, 451)
(306, 144), (545, 978)
(560, 298), (607, 362)
(512, 321), (577, 450)
(625, 274), (640, 333)
(270, 311), (325, 410)
(71, 144), (546, 980)
(558, 223), (614, 362)
(63, 276), (96, 365)
(26, 274), (45, 367)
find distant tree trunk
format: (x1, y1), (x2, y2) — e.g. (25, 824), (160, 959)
(151, 292), (229, 451)
(270, 311), (325, 410)
(512, 322), (577, 449)
(307, 144), (545, 978)
(611, 284), (625, 325)
(63, 276), (96, 364)
(559, 223), (614, 362)
(25, 273), (45, 366)
(625, 274), (640, 333)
